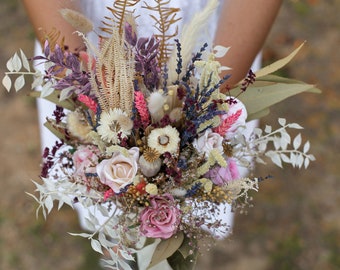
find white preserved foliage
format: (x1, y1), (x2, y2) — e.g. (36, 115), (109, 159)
(2, 50), (53, 95)
(27, 176), (139, 269)
(232, 118), (316, 169)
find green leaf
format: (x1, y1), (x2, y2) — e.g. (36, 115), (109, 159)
(43, 120), (70, 142)
(230, 83), (320, 121)
(167, 235), (198, 270)
(137, 238), (161, 270)
(148, 232), (184, 269)
(255, 74), (321, 94)
(254, 42), (305, 78)
(29, 90), (76, 111)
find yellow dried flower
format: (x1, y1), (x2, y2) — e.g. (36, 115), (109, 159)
(143, 147), (161, 163)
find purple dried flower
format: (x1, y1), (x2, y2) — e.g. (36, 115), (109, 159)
(134, 36), (160, 89)
(35, 40), (93, 97)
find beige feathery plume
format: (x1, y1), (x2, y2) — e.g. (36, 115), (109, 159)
(59, 8), (94, 34)
(167, 0), (219, 83)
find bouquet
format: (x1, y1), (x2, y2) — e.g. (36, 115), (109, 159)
(2, 0), (320, 269)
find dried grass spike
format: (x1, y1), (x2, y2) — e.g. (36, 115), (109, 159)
(59, 8), (94, 34)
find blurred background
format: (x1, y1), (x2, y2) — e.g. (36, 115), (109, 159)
(0, 0), (339, 269)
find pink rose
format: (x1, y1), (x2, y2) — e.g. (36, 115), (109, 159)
(193, 129), (224, 156)
(206, 158), (240, 185)
(73, 145), (100, 181)
(96, 147), (139, 193)
(140, 194), (181, 239)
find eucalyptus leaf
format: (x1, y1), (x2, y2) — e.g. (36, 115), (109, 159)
(30, 90), (76, 111)
(254, 42), (305, 78)
(148, 232), (184, 269)
(167, 249), (198, 270)
(256, 74), (321, 94)
(166, 233), (198, 270)
(137, 239), (161, 270)
(43, 120), (69, 142)
(230, 83), (319, 121)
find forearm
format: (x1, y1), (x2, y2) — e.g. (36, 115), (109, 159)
(21, 0), (84, 52)
(215, 0), (282, 87)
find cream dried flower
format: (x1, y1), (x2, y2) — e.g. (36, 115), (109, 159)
(145, 183), (158, 195)
(147, 126), (180, 154)
(97, 108), (133, 144)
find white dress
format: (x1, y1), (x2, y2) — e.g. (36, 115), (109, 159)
(35, 0), (260, 268)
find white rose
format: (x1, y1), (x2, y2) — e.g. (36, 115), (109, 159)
(96, 147), (139, 193)
(193, 129), (224, 156)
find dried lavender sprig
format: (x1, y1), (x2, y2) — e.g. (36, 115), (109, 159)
(174, 39), (182, 77)
(181, 43), (208, 83)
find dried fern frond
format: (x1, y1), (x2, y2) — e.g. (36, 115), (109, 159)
(167, 0), (219, 83)
(38, 28), (65, 51)
(94, 28), (135, 116)
(101, 0), (141, 36)
(143, 0), (181, 68)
